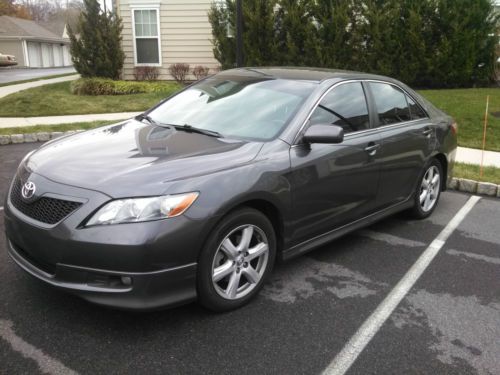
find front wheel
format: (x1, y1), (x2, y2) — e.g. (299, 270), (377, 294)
(408, 159), (443, 219)
(197, 208), (276, 312)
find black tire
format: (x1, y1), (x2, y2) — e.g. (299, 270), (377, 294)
(408, 158), (443, 219)
(197, 207), (276, 312)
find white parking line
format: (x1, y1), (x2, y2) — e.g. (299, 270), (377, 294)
(0, 206), (4, 211)
(322, 195), (481, 375)
(0, 319), (78, 375)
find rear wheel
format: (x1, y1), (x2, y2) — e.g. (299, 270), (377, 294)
(197, 208), (276, 312)
(408, 159), (443, 219)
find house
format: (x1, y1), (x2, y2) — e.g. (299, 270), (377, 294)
(114, 0), (219, 80)
(0, 15), (72, 68)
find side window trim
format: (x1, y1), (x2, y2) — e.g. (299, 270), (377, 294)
(361, 81), (379, 129)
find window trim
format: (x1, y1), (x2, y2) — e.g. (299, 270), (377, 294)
(292, 79), (430, 144)
(131, 6), (162, 67)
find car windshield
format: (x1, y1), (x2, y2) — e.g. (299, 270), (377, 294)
(148, 76), (317, 141)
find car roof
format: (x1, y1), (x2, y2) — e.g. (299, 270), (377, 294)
(218, 67), (399, 84)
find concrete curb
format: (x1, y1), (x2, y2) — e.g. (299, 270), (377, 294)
(0, 130), (84, 145)
(447, 177), (499, 198)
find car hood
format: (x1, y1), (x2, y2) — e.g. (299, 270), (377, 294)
(25, 120), (263, 197)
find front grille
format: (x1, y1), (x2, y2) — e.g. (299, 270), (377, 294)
(10, 177), (82, 225)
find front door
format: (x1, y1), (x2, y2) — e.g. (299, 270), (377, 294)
(288, 82), (381, 246)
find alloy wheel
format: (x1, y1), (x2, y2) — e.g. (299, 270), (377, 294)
(419, 165), (440, 212)
(211, 224), (269, 300)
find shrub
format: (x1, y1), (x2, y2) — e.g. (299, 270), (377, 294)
(70, 78), (180, 95)
(192, 65), (210, 80)
(68, 0), (124, 80)
(169, 63), (190, 84)
(133, 66), (160, 81)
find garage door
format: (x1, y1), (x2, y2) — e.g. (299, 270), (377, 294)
(62, 45), (71, 66)
(27, 42), (42, 67)
(41, 43), (54, 67)
(53, 44), (63, 66)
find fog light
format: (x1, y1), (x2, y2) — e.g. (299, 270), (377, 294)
(121, 276), (132, 286)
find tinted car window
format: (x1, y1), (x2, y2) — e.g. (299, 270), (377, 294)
(370, 83), (411, 126)
(407, 95), (427, 120)
(309, 82), (369, 134)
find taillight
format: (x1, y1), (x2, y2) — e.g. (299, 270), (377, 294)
(450, 121), (457, 136)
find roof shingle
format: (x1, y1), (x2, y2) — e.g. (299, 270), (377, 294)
(0, 15), (62, 40)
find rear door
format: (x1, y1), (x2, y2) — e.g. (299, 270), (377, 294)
(366, 82), (434, 209)
(289, 81), (381, 246)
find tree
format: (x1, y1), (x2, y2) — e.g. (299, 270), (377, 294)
(0, 0), (31, 19)
(275, 0), (317, 66)
(209, 1), (237, 69)
(208, 0), (279, 68)
(68, 0), (124, 80)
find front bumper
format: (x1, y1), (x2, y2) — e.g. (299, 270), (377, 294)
(7, 239), (197, 310)
(3, 171), (210, 310)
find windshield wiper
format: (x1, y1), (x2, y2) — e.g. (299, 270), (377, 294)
(170, 124), (223, 138)
(136, 115), (222, 138)
(135, 113), (163, 127)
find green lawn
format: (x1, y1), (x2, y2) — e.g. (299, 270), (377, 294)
(0, 81), (180, 117)
(0, 120), (117, 135)
(453, 162), (500, 185)
(419, 88), (500, 152)
(0, 73), (78, 87)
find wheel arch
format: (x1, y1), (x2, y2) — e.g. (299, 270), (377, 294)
(433, 153), (448, 191)
(201, 196), (287, 262)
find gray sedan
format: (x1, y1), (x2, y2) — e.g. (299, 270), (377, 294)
(4, 67), (457, 311)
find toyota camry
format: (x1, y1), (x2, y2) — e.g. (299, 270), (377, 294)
(4, 68), (457, 311)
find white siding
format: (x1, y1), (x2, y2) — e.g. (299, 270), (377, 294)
(118, 0), (219, 80)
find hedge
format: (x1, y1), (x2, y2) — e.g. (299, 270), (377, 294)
(209, 0), (500, 88)
(70, 78), (181, 96)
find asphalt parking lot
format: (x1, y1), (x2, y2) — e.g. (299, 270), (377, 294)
(1, 143), (499, 375)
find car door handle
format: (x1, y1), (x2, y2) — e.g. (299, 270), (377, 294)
(422, 128), (433, 136)
(364, 143), (380, 155)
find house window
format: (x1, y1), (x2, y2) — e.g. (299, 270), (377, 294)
(134, 9), (160, 65)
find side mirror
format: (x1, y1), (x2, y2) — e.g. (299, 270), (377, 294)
(302, 124), (344, 144)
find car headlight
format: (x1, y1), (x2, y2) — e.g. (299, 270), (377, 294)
(86, 192), (199, 226)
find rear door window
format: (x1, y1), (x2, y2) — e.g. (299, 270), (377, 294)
(406, 95), (428, 120)
(369, 83), (411, 126)
(309, 82), (370, 134)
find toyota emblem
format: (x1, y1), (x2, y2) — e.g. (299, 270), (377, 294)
(21, 181), (36, 199)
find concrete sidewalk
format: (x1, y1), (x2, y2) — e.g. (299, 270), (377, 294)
(456, 147), (500, 168)
(0, 112), (140, 128)
(0, 74), (79, 99)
